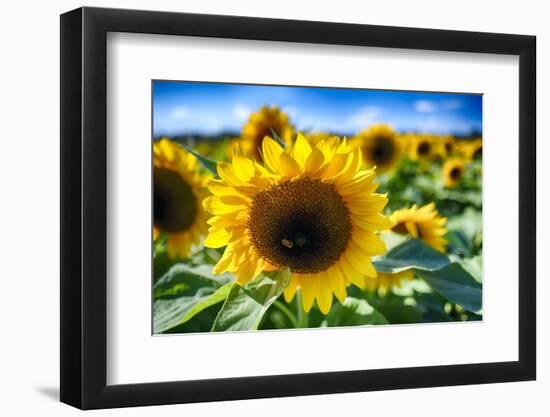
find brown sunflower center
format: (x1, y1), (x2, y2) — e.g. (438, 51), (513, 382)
(450, 166), (462, 180)
(369, 136), (395, 165)
(154, 167), (198, 233)
(392, 222), (408, 235)
(417, 141), (431, 156)
(473, 147), (482, 159)
(248, 177), (352, 274)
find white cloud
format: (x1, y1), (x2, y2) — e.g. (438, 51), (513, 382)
(282, 106), (298, 118)
(233, 104), (252, 122)
(414, 100), (437, 113)
(169, 105), (189, 120)
(415, 98), (463, 114)
(415, 116), (477, 135)
(344, 106), (381, 130)
(441, 99), (463, 110)
(292, 106), (383, 133)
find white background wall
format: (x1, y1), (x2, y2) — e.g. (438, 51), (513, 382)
(0, 0), (545, 415)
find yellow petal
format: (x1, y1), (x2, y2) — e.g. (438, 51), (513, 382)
(235, 251), (262, 284)
(321, 153), (349, 179)
(204, 227), (231, 248)
(207, 180), (240, 196)
(304, 148), (325, 174)
(217, 162), (244, 185)
(333, 148), (362, 184)
(203, 196), (247, 215)
(327, 264), (347, 303)
(292, 133), (312, 168)
(336, 171), (377, 196)
(212, 245), (236, 274)
(316, 272), (333, 314)
(284, 276), (299, 302)
(345, 241), (378, 277)
(219, 194), (251, 207)
(261, 136), (284, 173)
(159, 139), (176, 161)
(352, 213), (395, 231)
(338, 256), (365, 289)
(232, 155), (255, 180)
(279, 152), (301, 177)
(300, 276), (316, 313)
(405, 221), (419, 238)
(350, 230), (387, 256)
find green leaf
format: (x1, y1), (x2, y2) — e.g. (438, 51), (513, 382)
(154, 288), (218, 333)
(446, 207), (482, 242)
(153, 248), (176, 282)
(373, 238), (450, 273)
(153, 264), (232, 333)
(445, 230), (473, 257)
(176, 282), (233, 326)
(326, 298), (388, 327)
(460, 255), (482, 283)
(212, 269), (291, 332)
(373, 239), (482, 313)
(154, 264), (232, 299)
(415, 263), (482, 313)
(182, 145), (218, 175)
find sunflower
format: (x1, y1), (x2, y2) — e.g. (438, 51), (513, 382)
(390, 203), (448, 252)
(465, 138), (482, 161)
(408, 135), (435, 161)
(365, 270), (414, 291)
(232, 105), (294, 162)
(442, 157), (466, 188)
(437, 135), (456, 158)
(153, 138), (211, 259)
(203, 133), (393, 314)
(352, 124), (401, 172)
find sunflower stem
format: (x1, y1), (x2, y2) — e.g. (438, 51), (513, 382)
(273, 300), (298, 328)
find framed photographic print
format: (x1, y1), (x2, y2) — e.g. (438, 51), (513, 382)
(60, 6), (536, 409)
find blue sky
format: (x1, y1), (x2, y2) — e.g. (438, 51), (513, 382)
(153, 81), (482, 137)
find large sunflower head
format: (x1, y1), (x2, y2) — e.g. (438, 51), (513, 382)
(203, 133), (394, 314)
(408, 135), (435, 161)
(352, 124), (401, 172)
(234, 105), (294, 162)
(442, 157), (466, 188)
(153, 138), (211, 259)
(390, 203), (448, 252)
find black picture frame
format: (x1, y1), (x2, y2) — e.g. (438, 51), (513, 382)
(60, 6), (536, 410)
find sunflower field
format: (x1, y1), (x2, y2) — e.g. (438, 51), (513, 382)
(153, 105), (482, 334)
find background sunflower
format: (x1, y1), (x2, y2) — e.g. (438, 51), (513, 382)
(352, 124), (401, 172)
(231, 105), (294, 162)
(153, 138), (211, 259)
(390, 203), (448, 252)
(442, 157), (466, 188)
(408, 134), (435, 161)
(437, 135), (456, 158)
